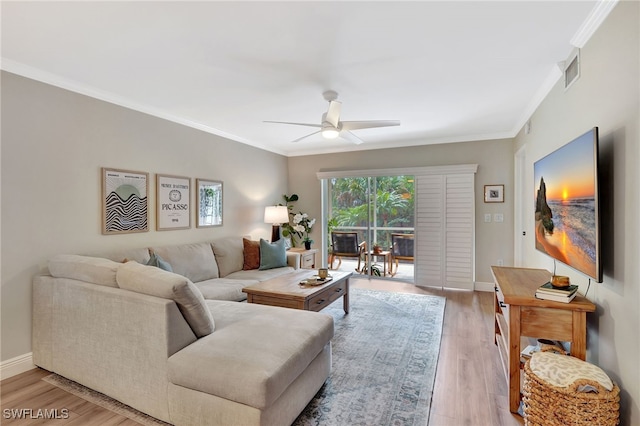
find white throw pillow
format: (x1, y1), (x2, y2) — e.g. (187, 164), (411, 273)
(48, 254), (120, 287)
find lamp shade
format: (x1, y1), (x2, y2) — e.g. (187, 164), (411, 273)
(264, 205), (289, 224)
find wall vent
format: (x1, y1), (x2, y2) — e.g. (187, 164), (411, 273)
(563, 48), (581, 90)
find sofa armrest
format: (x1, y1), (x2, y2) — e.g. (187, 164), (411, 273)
(286, 251), (300, 270)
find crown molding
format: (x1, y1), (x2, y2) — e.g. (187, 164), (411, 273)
(570, 0), (619, 48)
(511, 65), (563, 137)
(0, 59), (288, 157)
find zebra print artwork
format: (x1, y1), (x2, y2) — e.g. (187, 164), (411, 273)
(102, 168), (149, 234)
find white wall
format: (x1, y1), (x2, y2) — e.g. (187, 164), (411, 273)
(1, 72), (289, 362)
(514, 2), (639, 423)
(287, 138), (515, 285)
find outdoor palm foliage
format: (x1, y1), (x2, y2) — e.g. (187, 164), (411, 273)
(330, 176), (414, 249)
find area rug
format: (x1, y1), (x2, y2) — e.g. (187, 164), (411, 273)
(43, 288), (445, 426)
(42, 374), (170, 425)
(293, 288), (446, 426)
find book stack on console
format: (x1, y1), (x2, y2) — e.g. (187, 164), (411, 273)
(535, 281), (579, 303)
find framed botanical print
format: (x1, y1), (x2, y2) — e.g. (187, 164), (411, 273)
(156, 174), (191, 230)
(196, 179), (223, 227)
(102, 168), (149, 234)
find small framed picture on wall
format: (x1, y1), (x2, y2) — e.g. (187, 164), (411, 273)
(196, 179), (223, 228)
(101, 168), (149, 235)
(156, 174), (191, 230)
(484, 184), (504, 203)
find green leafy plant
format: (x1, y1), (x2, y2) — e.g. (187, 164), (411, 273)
(280, 194), (299, 246)
(327, 217), (339, 253)
(360, 261), (382, 276)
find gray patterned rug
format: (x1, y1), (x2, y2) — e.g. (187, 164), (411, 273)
(44, 288), (445, 426)
(42, 374), (169, 425)
(293, 288), (446, 426)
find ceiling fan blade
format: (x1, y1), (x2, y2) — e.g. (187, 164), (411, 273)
(325, 101), (341, 128)
(340, 131), (364, 145)
(264, 120), (322, 128)
(292, 130), (322, 143)
(340, 120), (400, 131)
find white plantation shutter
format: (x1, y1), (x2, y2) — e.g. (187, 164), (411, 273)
(444, 174), (474, 289)
(415, 173), (475, 290)
(415, 175), (444, 287)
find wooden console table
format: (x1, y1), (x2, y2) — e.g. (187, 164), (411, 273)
(491, 266), (596, 413)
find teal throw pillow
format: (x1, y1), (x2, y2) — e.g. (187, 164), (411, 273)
(259, 238), (287, 270)
(146, 252), (173, 272)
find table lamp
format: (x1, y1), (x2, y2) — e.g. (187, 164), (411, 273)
(264, 205), (289, 242)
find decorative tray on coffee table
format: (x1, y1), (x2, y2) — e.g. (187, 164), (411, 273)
(299, 275), (333, 286)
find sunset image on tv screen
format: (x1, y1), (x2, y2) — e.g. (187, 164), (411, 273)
(534, 130), (597, 279)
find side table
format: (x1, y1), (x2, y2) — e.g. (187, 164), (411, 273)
(288, 248), (317, 269)
(362, 250), (392, 276)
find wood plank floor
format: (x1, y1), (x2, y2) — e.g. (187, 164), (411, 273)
(1, 277), (524, 425)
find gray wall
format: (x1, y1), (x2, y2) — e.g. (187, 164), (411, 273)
(1, 72), (288, 361)
(514, 2), (639, 423)
(287, 138), (515, 285)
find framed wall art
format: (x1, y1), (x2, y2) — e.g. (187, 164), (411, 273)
(102, 168), (149, 235)
(196, 179), (223, 228)
(156, 174), (191, 230)
(484, 184), (505, 203)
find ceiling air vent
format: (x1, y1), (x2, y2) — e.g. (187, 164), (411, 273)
(563, 48), (580, 90)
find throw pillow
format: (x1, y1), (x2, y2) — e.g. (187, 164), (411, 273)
(117, 261), (214, 338)
(48, 254), (120, 288)
(242, 238), (261, 270)
(259, 238), (287, 270)
(146, 252), (173, 272)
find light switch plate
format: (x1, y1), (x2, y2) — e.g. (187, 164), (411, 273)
(484, 214), (492, 223)
(494, 213), (504, 223)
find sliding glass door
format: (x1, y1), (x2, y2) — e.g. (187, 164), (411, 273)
(326, 175), (415, 282)
(319, 164), (477, 290)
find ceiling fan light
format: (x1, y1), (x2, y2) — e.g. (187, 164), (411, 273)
(322, 128), (340, 139)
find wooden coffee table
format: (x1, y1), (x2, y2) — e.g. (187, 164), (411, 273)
(243, 270), (352, 314)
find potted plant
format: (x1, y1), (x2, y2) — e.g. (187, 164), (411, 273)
(293, 212), (316, 250)
(360, 260), (382, 276)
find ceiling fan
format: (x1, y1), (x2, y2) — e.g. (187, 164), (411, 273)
(264, 90), (400, 145)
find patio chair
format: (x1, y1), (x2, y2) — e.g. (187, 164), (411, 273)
(330, 232), (365, 271)
(390, 233), (414, 276)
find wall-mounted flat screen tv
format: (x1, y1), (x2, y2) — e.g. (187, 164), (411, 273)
(534, 127), (602, 282)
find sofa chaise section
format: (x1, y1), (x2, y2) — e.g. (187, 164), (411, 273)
(33, 255), (333, 425)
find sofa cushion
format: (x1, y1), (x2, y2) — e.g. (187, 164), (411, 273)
(116, 261), (215, 338)
(242, 238), (261, 270)
(210, 237), (244, 277)
(168, 300), (334, 409)
(48, 255), (120, 288)
(225, 266), (295, 282)
(150, 243), (219, 283)
(146, 252), (173, 272)
(100, 247), (151, 265)
(259, 238), (286, 270)
(194, 278), (256, 302)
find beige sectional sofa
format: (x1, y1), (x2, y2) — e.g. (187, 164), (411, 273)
(102, 236), (302, 301)
(32, 237), (333, 425)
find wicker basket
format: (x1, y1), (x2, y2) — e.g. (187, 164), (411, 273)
(522, 352), (620, 426)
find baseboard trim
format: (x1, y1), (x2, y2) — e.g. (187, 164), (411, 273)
(474, 281), (495, 292)
(1, 353), (35, 380)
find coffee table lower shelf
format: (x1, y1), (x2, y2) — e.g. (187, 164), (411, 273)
(243, 270), (352, 313)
